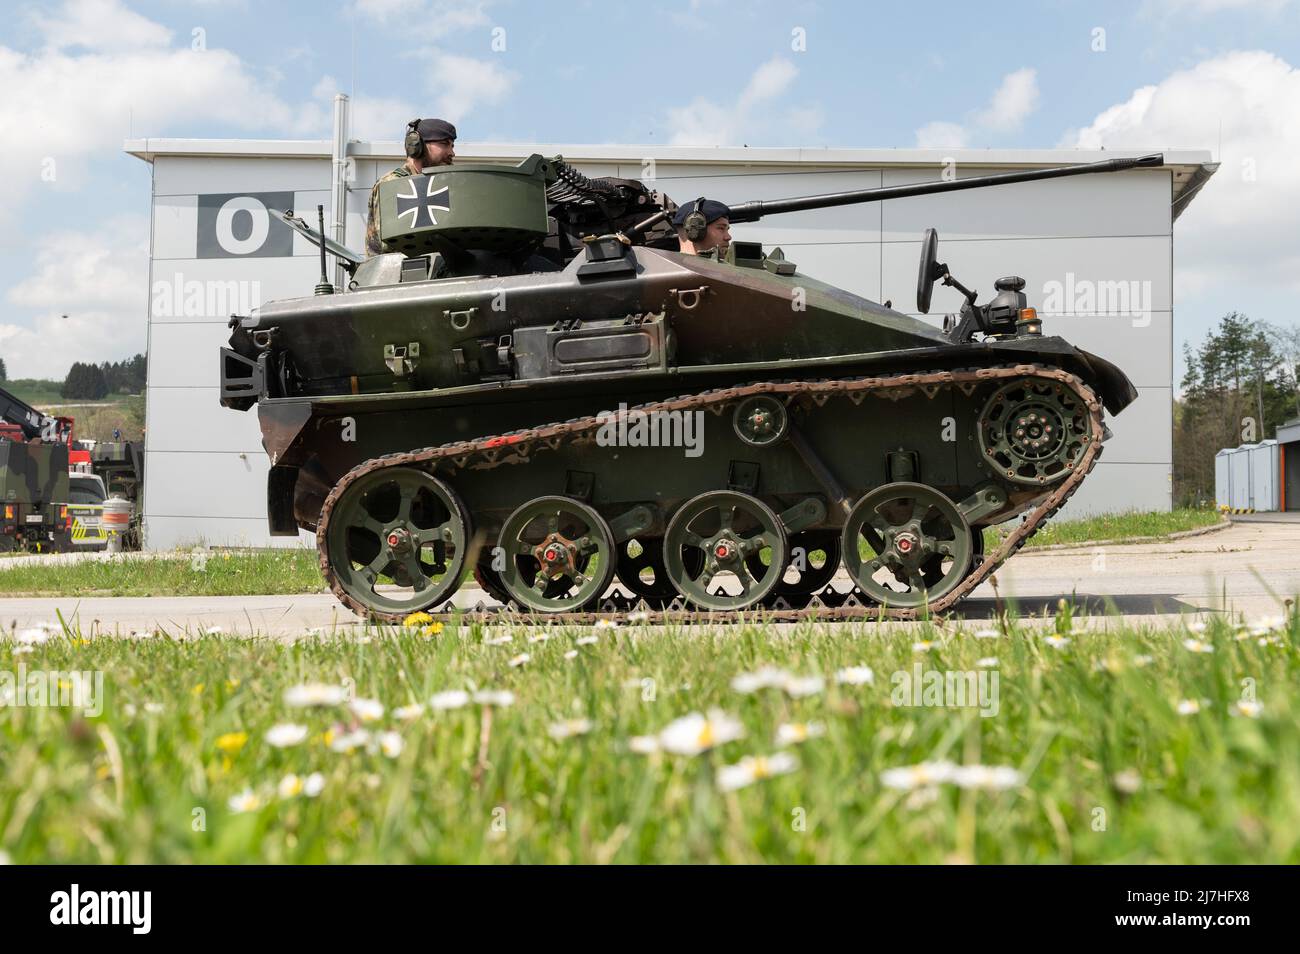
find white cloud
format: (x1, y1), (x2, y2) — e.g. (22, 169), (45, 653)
(1064, 50), (1300, 297)
(913, 67), (1039, 146)
(666, 55), (810, 146)
(973, 68), (1040, 132)
(915, 121), (969, 149)
(0, 214), (149, 379)
(348, 0), (494, 39)
(426, 51), (516, 123)
(27, 0), (173, 52)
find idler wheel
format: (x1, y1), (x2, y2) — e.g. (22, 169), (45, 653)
(663, 491), (787, 611)
(324, 467), (469, 616)
(496, 496), (616, 612)
(841, 482), (972, 609)
(978, 379), (1090, 486)
(614, 537), (704, 605)
(745, 529), (842, 597)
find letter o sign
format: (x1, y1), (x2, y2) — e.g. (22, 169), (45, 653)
(215, 196), (271, 255)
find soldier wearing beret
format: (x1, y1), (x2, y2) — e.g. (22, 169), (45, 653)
(365, 117), (458, 258)
(672, 197), (732, 257)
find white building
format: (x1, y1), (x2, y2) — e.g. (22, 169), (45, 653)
(126, 118), (1215, 551)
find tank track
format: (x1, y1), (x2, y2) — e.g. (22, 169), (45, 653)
(316, 363), (1105, 625)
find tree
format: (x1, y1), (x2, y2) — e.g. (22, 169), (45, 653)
(60, 362), (109, 400)
(1174, 312), (1292, 506)
(0, 356), (6, 382)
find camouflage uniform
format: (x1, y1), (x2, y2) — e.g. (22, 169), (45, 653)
(365, 164), (414, 258)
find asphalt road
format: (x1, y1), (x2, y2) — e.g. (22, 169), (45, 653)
(1, 522), (1295, 637)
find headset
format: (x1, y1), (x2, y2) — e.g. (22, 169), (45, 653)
(404, 118), (425, 159)
(682, 197), (708, 241)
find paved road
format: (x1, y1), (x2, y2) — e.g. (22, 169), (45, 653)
(1, 522), (1295, 637)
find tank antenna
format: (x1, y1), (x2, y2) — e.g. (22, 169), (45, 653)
(314, 204), (334, 295)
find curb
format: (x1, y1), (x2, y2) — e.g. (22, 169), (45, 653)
(999, 516), (1232, 554)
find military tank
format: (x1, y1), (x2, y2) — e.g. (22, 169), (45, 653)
(219, 151), (1161, 622)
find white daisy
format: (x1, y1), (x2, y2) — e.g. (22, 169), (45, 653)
(303, 772), (326, 797)
(594, 619), (618, 631)
(278, 774), (304, 798)
(349, 697), (385, 723)
(976, 657), (998, 668)
(428, 690), (471, 710)
(484, 634), (514, 646)
(472, 690), (515, 707)
(627, 611), (650, 624)
(881, 761), (957, 790)
(659, 710), (746, 756)
(376, 731), (403, 758)
(775, 722), (825, 746)
(912, 640), (937, 653)
(730, 666), (792, 694)
(228, 788), (261, 813)
(1253, 614), (1286, 633)
(329, 729), (370, 753)
(284, 683), (348, 708)
(1185, 619), (1208, 635)
(1133, 654), (1154, 667)
(1044, 635), (1070, 649)
(548, 718), (594, 740)
(265, 723), (309, 748)
(11, 645), (35, 657)
(716, 753), (798, 791)
(951, 765), (1023, 790)
(144, 702), (164, 715)
(783, 675), (825, 698)
(1230, 700), (1263, 719)
(1175, 699), (1201, 715)
(575, 635), (599, 646)
(528, 633), (550, 644)
(835, 666), (875, 686)
(204, 625), (224, 635)
(1111, 769), (1141, 794)
(1182, 639), (1214, 654)
(628, 735), (660, 755)
(974, 628), (1000, 640)
(508, 653), (531, 668)
(393, 704), (425, 721)
(563, 650), (579, 660)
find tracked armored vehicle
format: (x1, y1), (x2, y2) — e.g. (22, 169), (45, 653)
(220, 151), (1160, 622)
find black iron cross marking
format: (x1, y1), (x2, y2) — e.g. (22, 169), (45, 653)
(394, 176), (452, 229)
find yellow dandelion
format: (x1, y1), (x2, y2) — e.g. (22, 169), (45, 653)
(191, 683), (205, 696)
(215, 731), (248, 755)
(421, 622), (445, 638)
(403, 611), (435, 628)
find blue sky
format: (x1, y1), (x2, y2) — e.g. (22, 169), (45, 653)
(1, 0), (1297, 381)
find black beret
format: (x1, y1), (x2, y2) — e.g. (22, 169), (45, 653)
(415, 117), (457, 142)
(671, 198), (731, 228)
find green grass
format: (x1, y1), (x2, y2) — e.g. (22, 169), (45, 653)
(0, 549), (325, 597)
(988, 507), (1223, 551)
(2, 379), (129, 409)
(1, 607), (1295, 863)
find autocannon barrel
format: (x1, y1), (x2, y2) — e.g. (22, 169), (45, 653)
(723, 153), (1164, 224)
